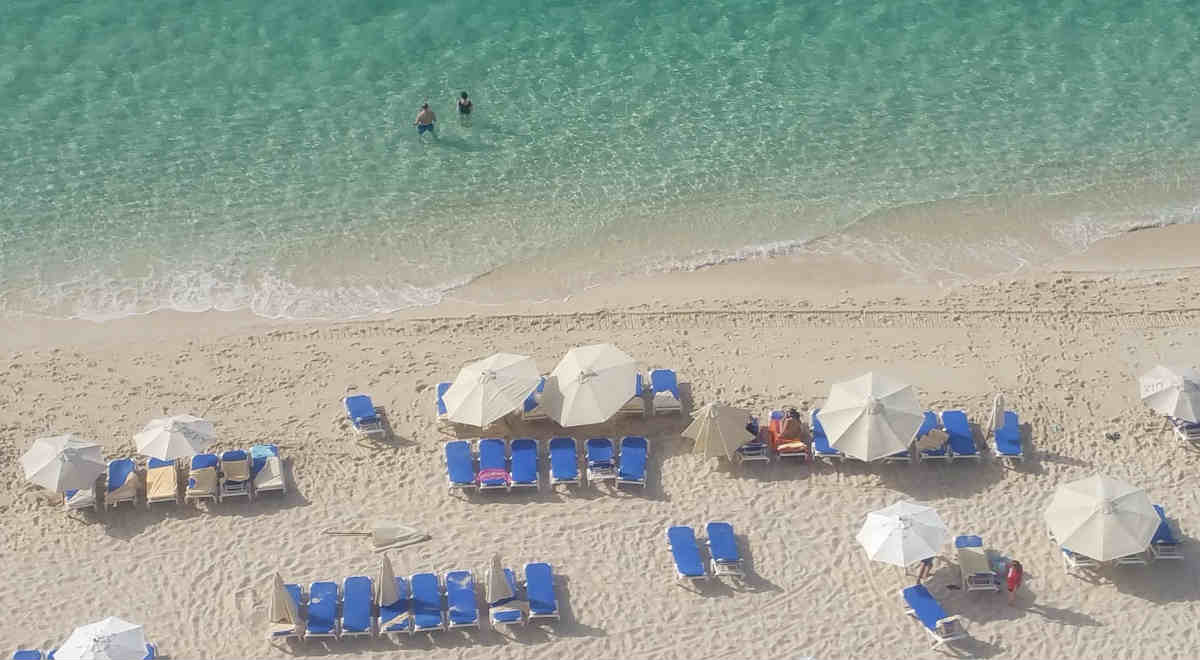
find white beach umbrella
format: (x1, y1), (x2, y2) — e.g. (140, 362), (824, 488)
(1044, 474), (1158, 562)
(542, 343), (638, 427)
(20, 434), (107, 492)
(486, 553), (514, 605)
(683, 402), (753, 460)
(857, 501), (948, 567)
(443, 353), (541, 427)
(56, 616), (147, 660)
(377, 556), (400, 606)
(269, 573), (299, 627)
(134, 415), (214, 460)
(817, 372), (924, 461)
(1139, 364), (1200, 422)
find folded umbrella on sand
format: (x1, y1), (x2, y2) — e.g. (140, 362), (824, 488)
(1044, 474), (1158, 562)
(542, 343), (639, 427)
(268, 573), (299, 634)
(817, 372), (924, 462)
(683, 402), (754, 461)
(322, 521), (430, 553)
(20, 434), (107, 493)
(442, 353), (542, 427)
(1139, 364), (1200, 423)
(56, 616), (147, 660)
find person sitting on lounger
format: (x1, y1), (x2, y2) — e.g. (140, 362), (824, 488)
(780, 408), (806, 441)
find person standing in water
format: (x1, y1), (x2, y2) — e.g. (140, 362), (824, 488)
(457, 91), (473, 126)
(414, 103), (436, 140)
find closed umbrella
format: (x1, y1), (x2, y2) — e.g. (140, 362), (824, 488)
(542, 344), (638, 427)
(443, 353), (541, 427)
(20, 434), (107, 492)
(683, 402), (753, 460)
(134, 415), (214, 460)
(1139, 364), (1200, 422)
(486, 553), (514, 605)
(817, 372), (924, 461)
(857, 501), (947, 566)
(1044, 474), (1158, 561)
(56, 617), (147, 660)
(377, 556), (399, 606)
(269, 573), (299, 628)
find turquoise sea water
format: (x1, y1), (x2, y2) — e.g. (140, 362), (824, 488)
(2, 0), (1199, 319)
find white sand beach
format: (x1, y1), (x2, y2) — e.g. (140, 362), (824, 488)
(3, 224), (1200, 659)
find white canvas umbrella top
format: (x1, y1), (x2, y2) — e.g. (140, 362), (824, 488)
(543, 343), (638, 427)
(857, 501), (947, 566)
(56, 616), (147, 660)
(269, 573), (298, 625)
(817, 372), (924, 461)
(377, 556), (400, 606)
(20, 434), (107, 493)
(1139, 364), (1200, 422)
(1044, 474), (1159, 562)
(683, 402), (753, 460)
(134, 414), (214, 460)
(443, 353), (541, 427)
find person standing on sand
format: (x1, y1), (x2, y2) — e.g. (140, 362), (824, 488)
(414, 103), (436, 139)
(1006, 560), (1024, 605)
(915, 556), (934, 584)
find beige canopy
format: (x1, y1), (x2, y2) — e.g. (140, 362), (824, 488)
(683, 402), (753, 460)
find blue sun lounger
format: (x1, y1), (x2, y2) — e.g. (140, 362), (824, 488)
(510, 438), (540, 490)
(219, 449), (252, 502)
(915, 411), (949, 462)
(410, 572), (446, 634)
(344, 393), (384, 436)
(705, 521), (745, 578)
(941, 410), (979, 461)
(445, 570), (480, 629)
(548, 437), (580, 486)
(902, 584), (968, 648)
(586, 437), (617, 484)
(521, 377), (548, 421)
(436, 382), (452, 423)
(306, 581), (339, 639)
(185, 453), (219, 504)
(524, 562), (560, 622)
(489, 567), (524, 627)
(810, 409), (844, 462)
(477, 437), (511, 491)
(1151, 505), (1183, 560)
(341, 575), (373, 638)
(667, 526), (708, 584)
(651, 368), (682, 414)
(105, 458), (139, 509)
(617, 436), (648, 488)
(268, 582), (304, 641)
(444, 440), (475, 493)
(250, 444), (287, 495)
(378, 576), (412, 638)
(992, 410), (1024, 461)
(12, 651), (44, 659)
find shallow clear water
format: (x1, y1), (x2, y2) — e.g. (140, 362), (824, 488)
(2, 0), (1199, 319)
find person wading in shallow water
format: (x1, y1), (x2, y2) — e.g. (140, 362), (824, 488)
(414, 103), (436, 140)
(456, 91), (473, 126)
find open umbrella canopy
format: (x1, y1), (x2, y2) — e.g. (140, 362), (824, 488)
(134, 415), (214, 460)
(1044, 474), (1158, 562)
(20, 434), (107, 492)
(1139, 364), (1200, 422)
(857, 501), (947, 566)
(817, 372), (924, 461)
(443, 353), (541, 427)
(269, 573), (298, 625)
(56, 616), (147, 660)
(683, 402), (753, 460)
(542, 344), (638, 427)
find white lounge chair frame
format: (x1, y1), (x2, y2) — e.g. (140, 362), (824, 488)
(252, 448), (287, 496)
(547, 437), (581, 487)
(1114, 551), (1149, 566)
(105, 460), (141, 510)
(145, 460), (181, 508)
(185, 458), (219, 505)
(615, 437), (650, 488)
(1050, 530), (1100, 573)
(443, 441), (477, 494)
(64, 487), (99, 512)
(1152, 541), (1184, 560)
(344, 392), (385, 437)
(585, 439), (618, 486)
(881, 447), (912, 463)
(219, 454), (253, 503)
(1170, 416), (1200, 443)
(956, 542), (999, 592)
(901, 589), (968, 649)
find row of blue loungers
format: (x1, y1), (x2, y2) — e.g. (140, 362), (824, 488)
(445, 436), (648, 492)
(808, 408), (1026, 463)
(12, 644), (159, 659)
(274, 564), (560, 641)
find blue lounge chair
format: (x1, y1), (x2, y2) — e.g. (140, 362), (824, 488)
(902, 585), (967, 647)
(809, 409), (844, 462)
(667, 526), (708, 584)
(250, 444), (287, 495)
(63, 486), (98, 512)
(378, 576), (411, 638)
(617, 436), (648, 488)
(344, 393), (384, 436)
(185, 453), (219, 504)
(341, 575), (373, 638)
(510, 438), (540, 490)
(1151, 505), (1183, 560)
(436, 382), (452, 423)
(410, 572), (446, 633)
(219, 449), (252, 502)
(705, 521), (745, 578)
(618, 372), (647, 417)
(12, 651), (43, 660)
(521, 378), (548, 421)
(940, 410), (979, 461)
(991, 410), (1024, 461)
(145, 457), (180, 507)
(488, 567), (524, 628)
(476, 438), (511, 492)
(548, 437), (580, 487)
(915, 411), (949, 462)
(445, 570), (480, 629)
(306, 581), (339, 639)
(444, 440), (475, 493)
(268, 583), (304, 640)
(586, 437), (616, 484)
(651, 368), (682, 414)
(524, 562), (560, 622)
(955, 535), (998, 592)
(105, 458), (140, 509)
